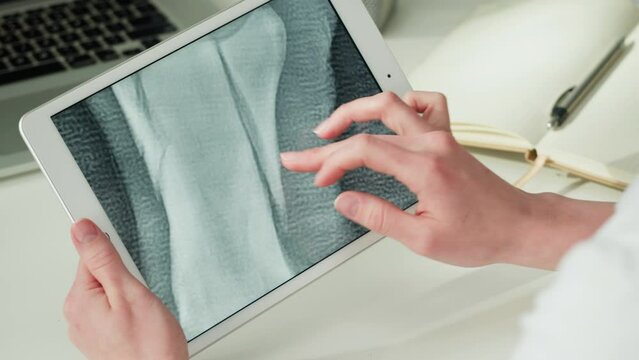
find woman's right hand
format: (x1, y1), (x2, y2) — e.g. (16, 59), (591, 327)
(282, 91), (614, 270)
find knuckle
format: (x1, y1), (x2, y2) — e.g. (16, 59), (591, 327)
(379, 91), (401, 107)
(352, 133), (375, 150)
(428, 131), (457, 153)
(419, 153), (439, 172)
(334, 102), (349, 117)
(417, 153), (451, 186)
(432, 92), (448, 105)
(404, 90), (417, 100)
(383, 152), (423, 192)
(322, 151), (340, 170)
(403, 91), (423, 105)
(86, 246), (117, 273)
(307, 146), (323, 157)
(369, 206), (390, 235)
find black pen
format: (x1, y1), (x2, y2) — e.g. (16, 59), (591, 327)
(548, 36), (627, 129)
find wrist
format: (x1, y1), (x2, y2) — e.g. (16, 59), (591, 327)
(505, 192), (614, 270)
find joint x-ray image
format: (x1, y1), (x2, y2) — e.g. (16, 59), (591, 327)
(52, 0), (415, 340)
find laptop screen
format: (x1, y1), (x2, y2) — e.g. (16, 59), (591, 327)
(51, 0), (415, 341)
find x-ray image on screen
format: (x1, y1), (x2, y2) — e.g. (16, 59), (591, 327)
(52, 0), (415, 340)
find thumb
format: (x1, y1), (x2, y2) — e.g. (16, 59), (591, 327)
(334, 191), (422, 243)
(71, 219), (134, 297)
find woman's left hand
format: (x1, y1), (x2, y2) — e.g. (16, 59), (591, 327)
(64, 219), (188, 360)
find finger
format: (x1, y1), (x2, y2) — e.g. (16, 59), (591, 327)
(402, 91), (451, 132)
(65, 261), (109, 322)
(280, 144), (340, 173)
(314, 135), (421, 191)
(313, 92), (429, 139)
(70, 219), (135, 300)
(281, 135), (403, 173)
(334, 191), (424, 244)
(72, 260), (100, 292)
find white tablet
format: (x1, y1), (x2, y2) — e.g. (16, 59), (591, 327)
(20, 0), (415, 356)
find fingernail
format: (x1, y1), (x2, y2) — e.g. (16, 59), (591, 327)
(73, 219), (99, 243)
(280, 152), (298, 166)
(335, 193), (359, 218)
(313, 121), (330, 136)
(280, 152), (293, 162)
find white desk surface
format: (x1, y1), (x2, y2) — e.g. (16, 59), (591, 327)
(0, 1), (624, 359)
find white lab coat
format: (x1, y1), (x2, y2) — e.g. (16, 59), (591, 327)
(512, 180), (639, 359)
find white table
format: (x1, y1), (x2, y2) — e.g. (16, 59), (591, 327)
(0, 1), (624, 359)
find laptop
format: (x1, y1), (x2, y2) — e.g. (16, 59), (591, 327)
(0, 0), (230, 178)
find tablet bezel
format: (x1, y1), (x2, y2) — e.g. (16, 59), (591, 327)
(20, 0), (413, 356)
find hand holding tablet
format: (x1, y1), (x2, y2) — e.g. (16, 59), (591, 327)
(65, 219), (188, 360)
(21, 0), (415, 356)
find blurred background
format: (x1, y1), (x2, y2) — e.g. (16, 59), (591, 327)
(1, 0), (637, 359)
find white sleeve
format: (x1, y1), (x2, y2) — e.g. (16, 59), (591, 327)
(511, 184), (639, 360)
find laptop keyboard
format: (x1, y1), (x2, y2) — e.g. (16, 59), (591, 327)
(0, 0), (177, 86)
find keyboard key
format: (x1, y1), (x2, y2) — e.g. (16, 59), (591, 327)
(91, 14), (111, 23)
(122, 48), (142, 57)
(66, 54), (96, 68)
(135, 2), (159, 15)
(46, 11), (66, 22)
(106, 23), (126, 32)
(81, 41), (102, 51)
(0, 61), (66, 85)
(1, 21), (21, 32)
(56, 45), (79, 56)
(24, 15), (45, 26)
(32, 50), (55, 62)
(92, 2), (111, 11)
(141, 37), (161, 48)
(0, 33), (19, 43)
(128, 14), (167, 28)
(70, 5), (90, 16)
(127, 24), (175, 40)
(2, 13), (21, 21)
(95, 49), (119, 61)
(112, 8), (131, 18)
(83, 27), (102, 38)
(8, 55), (31, 68)
(59, 32), (80, 42)
(21, 27), (43, 39)
(67, 18), (87, 28)
(11, 42), (34, 54)
(36, 37), (58, 48)
(49, 4), (69, 12)
(104, 34), (125, 45)
(44, 23), (65, 33)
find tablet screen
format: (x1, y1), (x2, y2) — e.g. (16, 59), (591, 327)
(52, 0), (415, 340)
